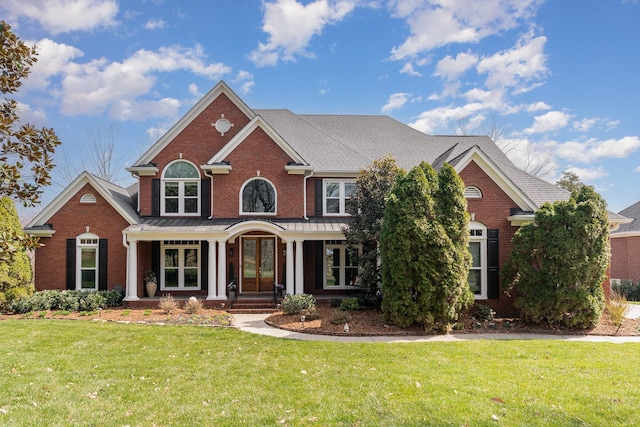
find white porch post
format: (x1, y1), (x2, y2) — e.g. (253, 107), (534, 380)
(295, 239), (304, 294)
(285, 240), (294, 295)
(125, 238), (139, 301)
(217, 240), (227, 296)
(206, 239), (217, 300)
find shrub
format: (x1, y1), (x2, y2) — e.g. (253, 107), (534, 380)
(78, 292), (106, 312)
(606, 291), (631, 327)
(331, 311), (351, 325)
(339, 297), (362, 311)
(611, 279), (640, 302)
(329, 298), (343, 308)
(473, 304), (495, 322)
(280, 294), (316, 315)
(184, 297), (203, 314)
(59, 291), (81, 312)
(303, 307), (320, 321)
(159, 294), (178, 314)
(9, 296), (32, 314)
(100, 290), (123, 307)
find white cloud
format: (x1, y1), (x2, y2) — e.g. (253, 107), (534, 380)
(144, 18), (167, 30)
(564, 166), (608, 182)
(58, 44), (231, 119)
(554, 136), (640, 163)
(250, 0), (356, 67)
(476, 31), (548, 90)
(23, 38), (84, 91)
(2, 0), (118, 34)
(381, 92), (410, 113)
(526, 101), (551, 112)
(400, 62), (423, 76)
(524, 111), (571, 134)
(409, 102), (486, 134)
(389, 0), (542, 60)
(634, 166), (640, 173)
(434, 51), (478, 81)
(572, 118), (597, 133)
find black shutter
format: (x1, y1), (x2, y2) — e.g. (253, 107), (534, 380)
(201, 241), (208, 291)
(487, 229), (500, 298)
(315, 241), (323, 289)
(201, 179), (211, 218)
(151, 241), (161, 289)
(314, 180), (323, 216)
(98, 239), (108, 291)
(152, 179), (160, 216)
(66, 239), (76, 290)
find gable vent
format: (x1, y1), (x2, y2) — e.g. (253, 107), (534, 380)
(464, 186), (482, 198)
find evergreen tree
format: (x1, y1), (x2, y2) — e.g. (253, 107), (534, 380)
(0, 197), (33, 311)
(380, 163), (471, 332)
(502, 186), (609, 328)
(344, 155), (403, 306)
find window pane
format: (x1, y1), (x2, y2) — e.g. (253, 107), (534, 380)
(326, 182), (340, 198)
(346, 267), (358, 286)
(165, 182), (179, 196)
(81, 248), (96, 268)
(469, 242), (481, 267)
(244, 240), (256, 278)
(81, 270), (96, 289)
(325, 248), (337, 286)
(261, 239), (274, 278)
(345, 182), (356, 198)
(184, 268), (198, 287)
(184, 198), (198, 213)
(165, 269), (178, 287)
(184, 249), (198, 268)
(326, 199), (340, 213)
(165, 161), (199, 178)
(184, 182), (199, 196)
(468, 269), (481, 294)
(243, 179), (275, 213)
(165, 198), (178, 213)
(165, 249), (178, 267)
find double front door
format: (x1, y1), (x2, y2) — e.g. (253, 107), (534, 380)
(242, 237), (275, 292)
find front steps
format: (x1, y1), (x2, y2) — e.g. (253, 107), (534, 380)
(228, 293), (282, 314)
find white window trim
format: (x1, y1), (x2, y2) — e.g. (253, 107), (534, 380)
(323, 241), (360, 290)
(76, 232), (99, 291)
(161, 160), (201, 217)
(80, 193), (96, 204)
(160, 241), (201, 290)
(323, 180), (355, 216)
(469, 221), (487, 300)
(239, 177), (278, 216)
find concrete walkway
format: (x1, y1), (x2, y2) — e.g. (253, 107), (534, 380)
(231, 308), (640, 343)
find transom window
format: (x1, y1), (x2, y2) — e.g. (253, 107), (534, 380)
(323, 240), (360, 289)
(323, 180), (356, 215)
(468, 222), (487, 299)
(76, 233), (99, 290)
(241, 178), (276, 214)
(161, 241), (200, 290)
(161, 160), (200, 216)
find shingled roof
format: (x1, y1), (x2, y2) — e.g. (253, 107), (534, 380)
(614, 200), (640, 234)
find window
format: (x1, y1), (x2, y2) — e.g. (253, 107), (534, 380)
(161, 241), (200, 290)
(76, 233), (99, 290)
(241, 178), (276, 214)
(464, 186), (483, 198)
(468, 222), (487, 299)
(323, 180), (356, 215)
(161, 160), (200, 216)
(80, 193), (96, 203)
(323, 241), (360, 289)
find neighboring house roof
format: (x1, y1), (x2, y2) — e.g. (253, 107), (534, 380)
(25, 172), (139, 234)
(612, 200), (640, 235)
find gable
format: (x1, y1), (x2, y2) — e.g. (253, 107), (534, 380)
(130, 81), (256, 170)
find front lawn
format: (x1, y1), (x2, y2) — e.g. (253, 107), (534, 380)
(1, 320), (639, 426)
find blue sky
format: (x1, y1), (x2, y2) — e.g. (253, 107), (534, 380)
(3, 0), (640, 218)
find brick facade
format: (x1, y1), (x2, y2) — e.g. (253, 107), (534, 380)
(611, 236), (640, 281)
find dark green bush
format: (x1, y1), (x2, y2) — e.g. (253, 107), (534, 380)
(7, 289), (121, 314)
(611, 279), (640, 301)
(473, 304), (495, 322)
(339, 297), (362, 311)
(329, 297), (343, 308)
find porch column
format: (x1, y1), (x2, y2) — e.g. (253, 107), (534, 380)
(295, 239), (304, 294)
(217, 240), (227, 297)
(206, 239), (217, 300)
(124, 238), (139, 301)
(285, 240), (294, 295)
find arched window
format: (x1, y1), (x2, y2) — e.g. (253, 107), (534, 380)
(241, 178), (276, 214)
(80, 193), (96, 204)
(161, 160), (200, 215)
(464, 185), (483, 198)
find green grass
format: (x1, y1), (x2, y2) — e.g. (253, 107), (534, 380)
(1, 320), (640, 426)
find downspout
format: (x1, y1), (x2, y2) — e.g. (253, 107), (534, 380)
(303, 169), (315, 220)
(203, 169), (214, 220)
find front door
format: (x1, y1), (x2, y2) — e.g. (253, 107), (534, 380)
(242, 237), (275, 292)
